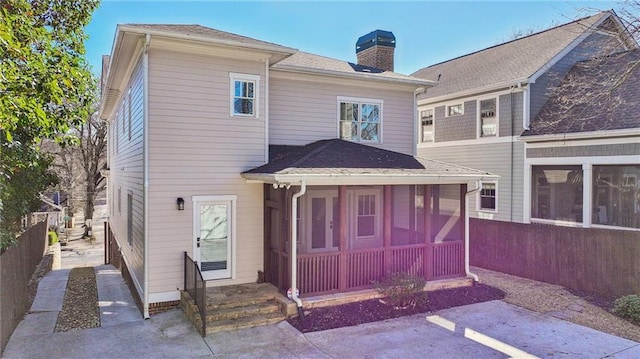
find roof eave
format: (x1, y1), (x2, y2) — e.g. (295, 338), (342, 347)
(117, 25), (298, 63)
(519, 128), (640, 142)
(420, 78), (529, 104)
(272, 65), (436, 87)
(242, 172), (499, 186)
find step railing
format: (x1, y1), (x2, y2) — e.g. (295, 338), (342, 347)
(184, 252), (206, 336)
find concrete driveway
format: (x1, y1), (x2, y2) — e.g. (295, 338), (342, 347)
(4, 265), (639, 358)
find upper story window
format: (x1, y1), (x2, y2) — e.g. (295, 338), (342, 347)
(229, 73), (260, 118)
(420, 109), (434, 142)
(338, 97), (382, 143)
(479, 98), (497, 137)
(447, 103), (463, 117)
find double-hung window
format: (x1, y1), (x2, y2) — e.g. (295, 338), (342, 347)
(479, 98), (497, 137)
(338, 97), (382, 143)
(478, 181), (497, 212)
(229, 73), (260, 117)
(447, 103), (463, 117)
(420, 109), (434, 142)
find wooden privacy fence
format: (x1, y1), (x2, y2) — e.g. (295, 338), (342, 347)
(0, 220), (48, 354)
(470, 218), (640, 298)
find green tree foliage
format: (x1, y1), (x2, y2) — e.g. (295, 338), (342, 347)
(0, 0), (100, 249)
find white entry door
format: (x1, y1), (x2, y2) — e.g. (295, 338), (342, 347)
(193, 196), (236, 280)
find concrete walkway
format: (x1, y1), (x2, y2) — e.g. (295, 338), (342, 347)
(5, 264), (640, 358)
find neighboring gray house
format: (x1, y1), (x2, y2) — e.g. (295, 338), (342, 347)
(412, 11), (639, 230)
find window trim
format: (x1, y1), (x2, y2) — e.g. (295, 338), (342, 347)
(445, 103), (464, 117)
(351, 188), (382, 241)
(477, 180), (498, 213)
(477, 96), (499, 138)
(229, 72), (260, 118)
(419, 107), (435, 143)
(127, 192), (133, 246)
(337, 96), (383, 144)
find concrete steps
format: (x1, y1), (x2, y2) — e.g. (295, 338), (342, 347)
(181, 284), (288, 335)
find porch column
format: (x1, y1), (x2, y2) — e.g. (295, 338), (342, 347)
(460, 184), (467, 272)
(338, 185), (348, 291)
(383, 185), (392, 272)
(423, 185), (432, 279)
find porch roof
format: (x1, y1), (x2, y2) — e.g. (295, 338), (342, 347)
(242, 139), (498, 185)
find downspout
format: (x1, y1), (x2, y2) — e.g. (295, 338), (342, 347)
(142, 34), (151, 319)
(465, 181), (481, 283)
(413, 87), (426, 156)
(264, 57), (269, 164)
(290, 180), (306, 317)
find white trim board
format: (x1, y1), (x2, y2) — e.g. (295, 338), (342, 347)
(525, 155), (640, 165)
(417, 135), (517, 149)
(525, 135), (640, 148)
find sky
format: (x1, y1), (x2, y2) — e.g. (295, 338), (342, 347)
(85, 1), (621, 76)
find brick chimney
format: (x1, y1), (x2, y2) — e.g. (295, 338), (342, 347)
(356, 30), (396, 72)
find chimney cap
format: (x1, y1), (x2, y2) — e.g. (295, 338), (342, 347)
(356, 30), (395, 53)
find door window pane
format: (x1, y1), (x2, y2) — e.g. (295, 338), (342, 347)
(311, 198), (327, 249)
(200, 204), (228, 271)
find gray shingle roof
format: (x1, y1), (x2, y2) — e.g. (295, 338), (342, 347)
(121, 24), (294, 51)
(411, 12), (610, 99)
(523, 50), (640, 137)
(243, 139), (494, 179)
(120, 25), (432, 85)
(274, 51), (431, 84)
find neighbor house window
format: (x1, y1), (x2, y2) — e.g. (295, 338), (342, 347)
(531, 166), (583, 223)
(127, 192), (133, 246)
(420, 109), (434, 142)
(447, 103), (463, 117)
(229, 73), (260, 117)
(478, 181), (497, 212)
(479, 98), (497, 137)
(127, 88), (132, 140)
(338, 97), (382, 143)
(592, 165), (640, 229)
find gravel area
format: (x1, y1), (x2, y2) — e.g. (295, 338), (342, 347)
(473, 266), (640, 343)
(55, 267), (100, 332)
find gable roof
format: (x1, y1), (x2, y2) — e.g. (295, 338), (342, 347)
(411, 11), (613, 99)
(116, 24), (434, 87)
(522, 50), (640, 138)
(242, 139), (497, 185)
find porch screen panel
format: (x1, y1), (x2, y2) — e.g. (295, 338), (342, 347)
(432, 185), (461, 243)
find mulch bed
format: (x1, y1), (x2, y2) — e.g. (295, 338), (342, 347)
(288, 283), (505, 333)
(55, 267), (101, 332)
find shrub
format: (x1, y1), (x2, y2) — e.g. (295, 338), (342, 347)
(613, 294), (640, 324)
(48, 231), (59, 246)
(373, 272), (427, 309)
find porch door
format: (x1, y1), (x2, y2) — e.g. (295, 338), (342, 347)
(306, 190), (339, 252)
(193, 197), (234, 280)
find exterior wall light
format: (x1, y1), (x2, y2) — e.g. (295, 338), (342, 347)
(177, 197), (185, 211)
